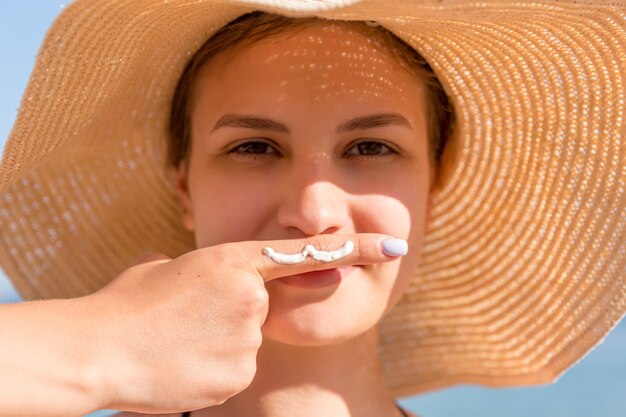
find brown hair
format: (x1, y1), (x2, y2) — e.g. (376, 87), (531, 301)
(168, 11), (455, 189)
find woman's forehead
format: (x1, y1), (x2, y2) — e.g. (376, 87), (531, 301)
(196, 21), (425, 106)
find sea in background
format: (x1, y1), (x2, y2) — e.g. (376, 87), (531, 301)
(1, 2), (625, 417)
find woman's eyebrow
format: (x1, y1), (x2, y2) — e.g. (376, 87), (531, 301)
(210, 113), (412, 133)
(336, 113), (412, 132)
(211, 114), (289, 133)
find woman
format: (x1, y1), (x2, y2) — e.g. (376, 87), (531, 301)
(0, 1), (624, 417)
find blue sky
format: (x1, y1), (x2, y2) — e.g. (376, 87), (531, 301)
(1, 2), (625, 417)
(1, 2), (64, 141)
(0, 2), (66, 300)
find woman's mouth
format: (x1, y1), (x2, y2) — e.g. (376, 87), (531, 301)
(277, 266), (357, 289)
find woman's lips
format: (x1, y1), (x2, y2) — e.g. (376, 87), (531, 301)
(277, 266), (356, 289)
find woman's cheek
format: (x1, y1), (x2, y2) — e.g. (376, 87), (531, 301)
(191, 169), (279, 247)
(352, 193), (413, 239)
(352, 192), (425, 312)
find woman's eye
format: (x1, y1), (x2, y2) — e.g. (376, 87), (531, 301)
(228, 141), (280, 157)
(344, 141), (396, 158)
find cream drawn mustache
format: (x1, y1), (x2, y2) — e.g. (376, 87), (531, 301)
(262, 241), (354, 265)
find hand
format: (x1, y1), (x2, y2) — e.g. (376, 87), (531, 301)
(86, 233), (402, 414)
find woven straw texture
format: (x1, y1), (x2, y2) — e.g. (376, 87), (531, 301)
(0, 0), (625, 396)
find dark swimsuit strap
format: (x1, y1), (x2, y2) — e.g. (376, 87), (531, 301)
(181, 403), (410, 417)
(397, 403), (411, 417)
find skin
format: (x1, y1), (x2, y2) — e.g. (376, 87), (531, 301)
(180, 22), (431, 347)
(0, 19), (430, 417)
(169, 21), (431, 417)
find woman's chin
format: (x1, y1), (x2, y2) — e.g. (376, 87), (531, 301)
(259, 264), (406, 346)
(260, 307), (378, 347)
(261, 325), (362, 347)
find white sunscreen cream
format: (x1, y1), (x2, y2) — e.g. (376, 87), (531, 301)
(262, 240), (354, 265)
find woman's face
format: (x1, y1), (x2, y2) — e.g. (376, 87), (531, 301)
(177, 22), (432, 346)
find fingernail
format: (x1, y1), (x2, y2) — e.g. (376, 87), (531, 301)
(381, 238), (408, 256)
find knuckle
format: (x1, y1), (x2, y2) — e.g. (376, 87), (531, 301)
(231, 379), (252, 396)
(208, 356), (257, 402)
(353, 237), (364, 260)
(209, 244), (234, 267)
(238, 287), (269, 315)
(249, 288), (269, 310)
(248, 326), (264, 349)
(357, 234), (385, 262)
(212, 396), (229, 406)
(231, 358), (257, 392)
(209, 385), (238, 406)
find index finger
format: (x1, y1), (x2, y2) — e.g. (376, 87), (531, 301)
(230, 233), (408, 282)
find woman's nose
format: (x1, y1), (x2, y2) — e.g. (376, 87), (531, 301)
(275, 163), (351, 236)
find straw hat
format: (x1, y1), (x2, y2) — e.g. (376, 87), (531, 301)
(1, 0), (625, 397)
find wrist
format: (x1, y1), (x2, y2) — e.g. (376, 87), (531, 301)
(75, 290), (151, 412)
(64, 294), (116, 412)
(0, 297), (112, 416)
